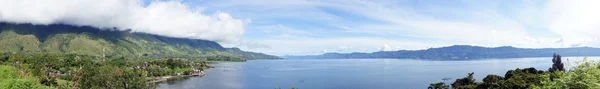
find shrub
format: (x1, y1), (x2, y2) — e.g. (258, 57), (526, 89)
(0, 65), (18, 80)
(428, 82), (450, 89)
(0, 79), (54, 89)
(483, 74), (503, 83)
(536, 58), (600, 89)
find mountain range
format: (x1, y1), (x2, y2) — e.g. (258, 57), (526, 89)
(0, 22), (280, 60)
(6, 22), (600, 60)
(284, 45), (600, 60)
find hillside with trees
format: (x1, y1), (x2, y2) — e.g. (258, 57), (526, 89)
(0, 22), (280, 60)
(0, 52), (211, 89)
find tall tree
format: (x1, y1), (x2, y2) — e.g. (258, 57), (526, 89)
(550, 53), (565, 72)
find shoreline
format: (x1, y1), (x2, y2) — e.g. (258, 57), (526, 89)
(148, 67), (211, 84)
(147, 73), (207, 83)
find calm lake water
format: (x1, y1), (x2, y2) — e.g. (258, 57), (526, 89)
(157, 57), (598, 89)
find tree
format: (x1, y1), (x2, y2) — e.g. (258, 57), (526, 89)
(452, 72), (476, 88)
(428, 82), (450, 89)
(498, 68), (546, 89)
(505, 67), (542, 80)
(483, 74), (503, 84)
(79, 65), (148, 88)
(474, 74), (505, 88)
(504, 70), (514, 80)
(167, 59), (174, 67)
(549, 53), (565, 72)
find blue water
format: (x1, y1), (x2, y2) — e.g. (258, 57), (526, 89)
(157, 57), (596, 89)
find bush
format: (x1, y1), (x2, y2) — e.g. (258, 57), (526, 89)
(0, 65), (18, 80)
(535, 58), (600, 89)
(0, 79), (54, 89)
(428, 82), (450, 89)
(483, 74), (503, 84)
(452, 72), (475, 88)
(0, 79), (35, 89)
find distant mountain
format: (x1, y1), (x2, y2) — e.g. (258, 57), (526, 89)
(0, 22), (280, 60)
(284, 45), (600, 60)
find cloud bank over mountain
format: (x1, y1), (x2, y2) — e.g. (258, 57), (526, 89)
(0, 0), (247, 42)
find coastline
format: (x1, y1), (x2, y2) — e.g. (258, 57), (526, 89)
(147, 65), (213, 84)
(147, 72), (207, 83)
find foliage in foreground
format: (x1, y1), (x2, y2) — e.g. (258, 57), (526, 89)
(0, 52), (211, 89)
(533, 58), (600, 89)
(0, 65), (54, 89)
(429, 54), (600, 89)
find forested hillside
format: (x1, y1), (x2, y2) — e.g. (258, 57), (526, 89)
(0, 22), (280, 60)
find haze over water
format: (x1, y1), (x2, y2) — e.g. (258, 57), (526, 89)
(158, 57), (597, 89)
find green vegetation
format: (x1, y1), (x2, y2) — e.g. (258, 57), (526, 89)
(428, 82), (450, 89)
(533, 58), (600, 89)
(0, 20), (279, 89)
(429, 54), (600, 89)
(0, 52), (211, 89)
(0, 23), (280, 61)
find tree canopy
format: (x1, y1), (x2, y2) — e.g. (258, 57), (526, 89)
(429, 54), (599, 89)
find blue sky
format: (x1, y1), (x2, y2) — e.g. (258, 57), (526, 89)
(169, 0), (600, 56)
(2, 0), (600, 56)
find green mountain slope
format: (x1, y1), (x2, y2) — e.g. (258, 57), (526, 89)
(0, 23), (280, 60)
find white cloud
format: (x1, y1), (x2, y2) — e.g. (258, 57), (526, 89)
(222, 40), (271, 49)
(336, 46), (353, 52)
(0, 0), (246, 42)
(216, 0), (600, 55)
(332, 1), (551, 47)
(252, 24), (311, 35)
(207, 0), (573, 55)
(12, 0), (593, 55)
(377, 44), (393, 51)
(240, 36), (448, 56)
(544, 0), (600, 47)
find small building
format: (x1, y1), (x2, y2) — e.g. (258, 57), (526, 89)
(190, 68), (203, 76)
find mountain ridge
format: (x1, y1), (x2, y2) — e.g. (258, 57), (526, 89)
(0, 22), (280, 60)
(284, 45), (600, 60)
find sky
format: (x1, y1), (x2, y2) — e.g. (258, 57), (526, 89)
(1, 0), (600, 56)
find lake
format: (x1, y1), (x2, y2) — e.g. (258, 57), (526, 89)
(157, 57), (597, 89)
